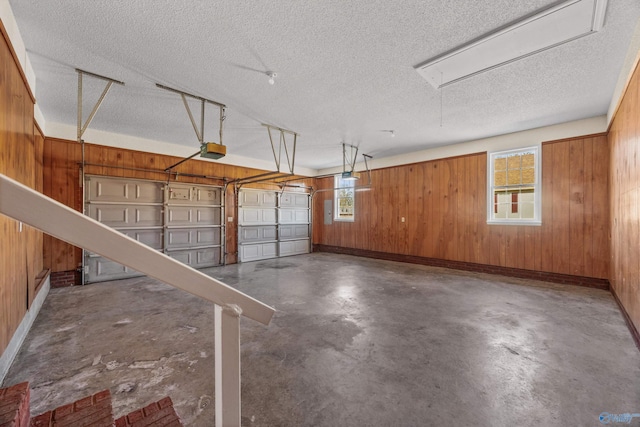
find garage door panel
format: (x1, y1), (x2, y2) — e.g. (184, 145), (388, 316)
(280, 193), (309, 208)
(168, 184), (222, 205)
(87, 204), (163, 228)
(167, 247), (221, 267)
(85, 255), (142, 282)
(239, 242), (278, 262)
(166, 227), (221, 249)
(239, 208), (277, 225)
(279, 224), (310, 240)
(86, 177), (163, 203)
(240, 190), (277, 207)
(121, 229), (164, 249)
(279, 239), (310, 257)
(194, 186), (222, 205)
(166, 206), (222, 226)
(238, 226), (277, 243)
(279, 208), (310, 224)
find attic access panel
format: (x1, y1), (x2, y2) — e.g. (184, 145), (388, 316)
(415, 0), (608, 88)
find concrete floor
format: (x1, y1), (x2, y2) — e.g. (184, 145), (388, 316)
(3, 253), (640, 426)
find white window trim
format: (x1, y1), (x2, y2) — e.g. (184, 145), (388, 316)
(487, 145), (542, 226)
(334, 175), (355, 222)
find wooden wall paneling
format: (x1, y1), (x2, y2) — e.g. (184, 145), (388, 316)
(585, 135), (610, 278)
(43, 138), (53, 270)
(523, 225), (535, 271)
(400, 166), (410, 254)
(503, 222), (516, 268)
(107, 147), (124, 177)
(582, 138), (594, 278)
(0, 24), (36, 355)
(476, 154), (489, 265)
(552, 141), (570, 274)
(465, 155), (476, 263)
(225, 185), (237, 264)
(454, 156), (465, 262)
(380, 168), (391, 252)
(431, 161), (443, 258)
(421, 163), (432, 258)
(312, 139), (608, 281)
(439, 159), (452, 259)
(358, 174), (372, 250)
(427, 162), (439, 258)
(516, 222), (526, 269)
(540, 143), (555, 272)
(409, 164), (423, 255)
(568, 139), (585, 275)
(360, 174), (370, 250)
(311, 180), (325, 245)
(380, 170), (388, 250)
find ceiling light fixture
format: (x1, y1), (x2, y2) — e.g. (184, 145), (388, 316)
(267, 71), (277, 85)
(382, 130), (395, 137)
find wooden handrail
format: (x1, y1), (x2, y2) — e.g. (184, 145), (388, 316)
(0, 174), (275, 325)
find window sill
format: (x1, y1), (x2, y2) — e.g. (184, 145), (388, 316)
(487, 219), (541, 226)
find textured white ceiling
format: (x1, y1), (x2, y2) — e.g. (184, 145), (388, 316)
(8, 0), (640, 170)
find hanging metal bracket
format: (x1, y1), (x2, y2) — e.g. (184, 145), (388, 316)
(156, 83), (226, 145)
(76, 69), (124, 142)
(262, 124), (298, 175)
(342, 143), (359, 176)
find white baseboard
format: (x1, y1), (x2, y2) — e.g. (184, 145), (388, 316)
(0, 276), (50, 384)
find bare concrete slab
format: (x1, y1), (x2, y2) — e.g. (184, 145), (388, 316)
(3, 253), (639, 426)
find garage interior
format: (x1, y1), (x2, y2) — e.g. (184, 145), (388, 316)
(2, 1), (640, 426)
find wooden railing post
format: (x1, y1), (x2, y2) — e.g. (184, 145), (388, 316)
(215, 304), (242, 427)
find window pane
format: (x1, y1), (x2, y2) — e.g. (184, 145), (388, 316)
(507, 168), (521, 185)
(334, 175), (355, 221)
(494, 171), (507, 186)
(521, 153), (535, 168)
(507, 154), (521, 169)
(488, 147), (539, 224)
(522, 167), (535, 184)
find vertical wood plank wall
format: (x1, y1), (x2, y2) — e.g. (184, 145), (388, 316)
(42, 138), (312, 271)
(313, 134), (609, 279)
(0, 23), (43, 356)
(609, 58), (640, 335)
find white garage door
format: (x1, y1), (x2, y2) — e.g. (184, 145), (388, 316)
(84, 176), (223, 283)
(238, 189), (310, 262)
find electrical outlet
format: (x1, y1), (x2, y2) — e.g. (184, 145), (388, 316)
(401, 217), (405, 223)
(228, 216), (234, 222)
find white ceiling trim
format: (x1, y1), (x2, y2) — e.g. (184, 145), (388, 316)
(319, 116), (607, 176)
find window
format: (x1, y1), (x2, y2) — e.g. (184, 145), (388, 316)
(488, 146), (541, 225)
(334, 175), (355, 221)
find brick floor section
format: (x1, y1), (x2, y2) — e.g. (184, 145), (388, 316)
(30, 389), (112, 427)
(0, 382), (30, 427)
(114, 397), (183, 427)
